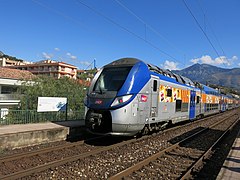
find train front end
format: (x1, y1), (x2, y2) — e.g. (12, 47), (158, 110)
(84, 58), (150, 136)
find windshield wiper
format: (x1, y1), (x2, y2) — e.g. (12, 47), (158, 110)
(98, 86), (105, 94)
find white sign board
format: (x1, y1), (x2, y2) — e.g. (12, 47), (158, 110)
(37, 97), (67, 112)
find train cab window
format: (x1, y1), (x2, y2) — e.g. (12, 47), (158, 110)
(196, 96), (200, 104)
(153, 80), (158, 92)
(93, 67), (131, 92)
(167, 89), (172, 97)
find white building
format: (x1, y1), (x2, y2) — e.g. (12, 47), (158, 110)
(0, 67), (34, 108)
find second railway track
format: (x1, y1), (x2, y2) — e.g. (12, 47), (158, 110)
(109, 113), (239, 179)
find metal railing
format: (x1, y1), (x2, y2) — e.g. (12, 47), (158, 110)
(0, 109), (85, 125)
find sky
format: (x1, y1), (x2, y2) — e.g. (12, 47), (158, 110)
(1, 0), (240, 70)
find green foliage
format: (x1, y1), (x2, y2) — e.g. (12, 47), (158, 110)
(18, 76), (87, 111)
(1, 54), (24, 62)
(77, 69), (97, 80)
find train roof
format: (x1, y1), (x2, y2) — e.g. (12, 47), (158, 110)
(104, 58), (140, 67)
(146, 62), (195, 87)
(105, 58), (196, 88)
(201, 84), (219, 95)
(103, 58), (239, 99)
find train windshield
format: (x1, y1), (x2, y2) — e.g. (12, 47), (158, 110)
(94, 67), (132, 92)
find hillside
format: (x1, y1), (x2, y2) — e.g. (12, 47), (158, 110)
(173, 64), (240, 92)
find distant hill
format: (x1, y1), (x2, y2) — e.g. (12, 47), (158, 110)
(172, 63), (240, 92)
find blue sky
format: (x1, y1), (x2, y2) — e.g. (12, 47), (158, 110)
(1, 0), (240, 70)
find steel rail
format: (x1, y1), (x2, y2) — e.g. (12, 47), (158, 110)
(0, 134), (108, 163)
(109, 114), (239, 180)
(181, 118), (240, 179)
(0, 137), (139, 180)
(0, 140), (84, 163)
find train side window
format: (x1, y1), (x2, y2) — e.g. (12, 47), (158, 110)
(176, 100), (182, 112)
(153, 80), (157, 92)
(196, 96), (200, 104)
(167, 89), (172, 97)
(181, 103), (188, 112)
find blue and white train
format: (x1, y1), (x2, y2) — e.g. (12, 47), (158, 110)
(84, 58), (239, 136)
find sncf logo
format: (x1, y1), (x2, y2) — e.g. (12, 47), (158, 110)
(95, 99), (103, 104)
(141, 95), (148, 102)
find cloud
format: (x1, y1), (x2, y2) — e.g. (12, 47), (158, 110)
(66, 52), (77, 60)
(163, 60), (179, 70)
(42, 52), (53, 59)
(232, 56), (238, 61)
(79, 61), (91, 66)
(54, 48), (60, 51)
(190, 55), (238, 66)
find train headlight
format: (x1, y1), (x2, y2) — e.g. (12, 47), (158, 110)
(111, 95), (133, 107)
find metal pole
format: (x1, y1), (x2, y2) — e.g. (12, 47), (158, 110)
(65, 102), (68, 121)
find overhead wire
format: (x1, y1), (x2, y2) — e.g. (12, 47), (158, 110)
(114, 0), (186, 56)
(75, 0), (179, 61)
(182, 0), (224, 60)
(31, 0), (87, 29)
(196, 0), (226, 57)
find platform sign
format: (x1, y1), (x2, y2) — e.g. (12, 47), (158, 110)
(37, 97), (67, 112)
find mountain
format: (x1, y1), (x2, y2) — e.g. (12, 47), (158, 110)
(172, 63), (240, 91)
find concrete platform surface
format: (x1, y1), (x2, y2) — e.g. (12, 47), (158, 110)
(0, 120), (85, 150)
(217, 129), (240, 180)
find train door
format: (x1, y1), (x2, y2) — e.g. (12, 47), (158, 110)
(150, 78), (159, 118)
(220, 96), (224, 112)
(189, 90), (196, 120)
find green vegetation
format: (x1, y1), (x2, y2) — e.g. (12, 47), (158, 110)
(17, 76), (87, 111)
(0, 54), (24, 62)
(77, 69), (97, 80)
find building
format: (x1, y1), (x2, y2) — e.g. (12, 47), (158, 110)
(77, 69), (97, 87)
(0, 51), (28, 67)
(0, 67), (34, 109)
(8, 60), (77, 79)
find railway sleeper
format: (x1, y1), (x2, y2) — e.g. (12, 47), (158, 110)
(151, 161), (162, 167)
(171, 160), (192, 168)
(166, 151), (198, 161)
(142, 168), (166, 178)
(151, 161), (184, 177)
(133, 171), (145, 177)
(162, 154), (176, 161)
(143, 166), (157, 173)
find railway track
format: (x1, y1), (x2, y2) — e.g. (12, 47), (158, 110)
(0, 109), (238, 179)
(109, 114), (239, 179)
(0, 135), (135, 180)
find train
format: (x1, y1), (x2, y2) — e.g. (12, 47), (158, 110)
(84, 58), (240, 136)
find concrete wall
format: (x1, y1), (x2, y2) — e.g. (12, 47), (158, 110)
(0, 127), (69, 150)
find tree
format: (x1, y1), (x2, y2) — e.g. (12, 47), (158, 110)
(17, 76), (87, 111)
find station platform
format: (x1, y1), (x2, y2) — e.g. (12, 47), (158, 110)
(0, 120), (85, 150)
(217, 128), (240, 179)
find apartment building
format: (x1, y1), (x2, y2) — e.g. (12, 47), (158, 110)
(0, 52), (28, 67)
(8, 60), (77, 79)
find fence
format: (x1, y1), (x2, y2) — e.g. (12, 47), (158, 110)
(0, 108), (85, 125)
